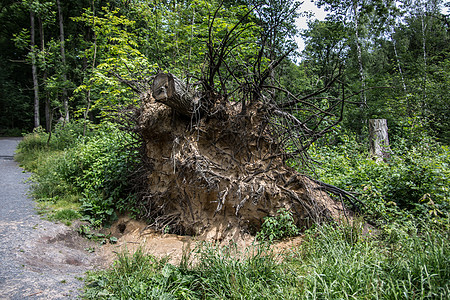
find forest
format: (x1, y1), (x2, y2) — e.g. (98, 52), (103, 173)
(2, 0), (449, 298)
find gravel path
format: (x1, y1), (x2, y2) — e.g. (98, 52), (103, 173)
(0, 138), (101, 299)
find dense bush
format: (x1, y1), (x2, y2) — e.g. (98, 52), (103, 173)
(16, 121), (139, 226)
(307, 133), (449, 226)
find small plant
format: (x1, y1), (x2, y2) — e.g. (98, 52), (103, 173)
(78, 224), (118, 245)
(256, 208), (299, 242)
(85, 247), (96, 253)
(78, 224), (105, 240)
(80, 193), (116, 227)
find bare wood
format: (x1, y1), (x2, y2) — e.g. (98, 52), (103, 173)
(369, 119), (390, 162)
(152, 73), (201, 117)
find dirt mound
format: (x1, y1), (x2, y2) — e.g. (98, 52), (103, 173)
(100, 216), (304, 266)
(134, 93), (347, 242)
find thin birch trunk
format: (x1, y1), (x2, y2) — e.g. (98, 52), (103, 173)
(57, 0), (69, 123)
(38, 16), (51, 132)
(30, 11), (40, 128)
(83, 37), (97, 136)
(83, 1), (97, 136)
(352, 1), (366, 108)
(393, 39), (407, 93)
(420, 7), (427, 115)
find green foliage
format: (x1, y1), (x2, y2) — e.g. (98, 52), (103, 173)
(83, 244), (293, 299)
(16, 121), (139, 226)
(83, 223), (450, 299)
(78, 224), (118, 245)
(191, 243), (292, 299)
(0, 128), (25, 137)
(15, 127), (51, 172)
(256, 208), (300, 242)
(308, 131), (450, 226)
(16, 126), (49, 151)
(83, 249), (173, 299)
(296, 223), (450, 299)
(72, 6), (154, 115)
(50, 120), (95, 150)
(80, 192), (116, 227)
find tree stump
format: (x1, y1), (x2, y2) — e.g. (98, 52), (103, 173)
(369, 119), (390, 162)
(152, 73), (201, 117)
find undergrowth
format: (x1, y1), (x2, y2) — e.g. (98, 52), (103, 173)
(15, 121), (140, 227)
(305, 131), (450, 227)
(83, 223), (449, 299)
(256, 208), (300, 242)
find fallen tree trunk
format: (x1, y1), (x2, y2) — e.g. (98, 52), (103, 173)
(152, 73), (201, 117)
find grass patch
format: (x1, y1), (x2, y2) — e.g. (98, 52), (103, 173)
(83, 223), (449, 299)
(48, 209), (82, 226)
(296, 223), (450, 299)
(36, 194), (82, 225)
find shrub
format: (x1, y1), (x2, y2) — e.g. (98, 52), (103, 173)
(17, 121), (139, 226)
(308, 134), (450, 226)
(256, 208), (300, 242)
(49, 120), (94, 150)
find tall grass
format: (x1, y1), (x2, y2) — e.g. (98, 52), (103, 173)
(297, 224), (449, 299)
(83, 223), (449, 299)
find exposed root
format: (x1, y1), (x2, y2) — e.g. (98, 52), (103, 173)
(130, 95), (349, 242)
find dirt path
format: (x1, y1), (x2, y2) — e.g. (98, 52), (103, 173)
(0, 138), (102, 300)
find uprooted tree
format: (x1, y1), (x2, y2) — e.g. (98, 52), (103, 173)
(117, 1), (361, 241)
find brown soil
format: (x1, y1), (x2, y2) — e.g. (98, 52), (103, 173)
(98, 215), (305, 266)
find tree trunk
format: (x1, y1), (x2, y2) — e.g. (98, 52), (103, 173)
(38, 16), (51, 132)
(57, 0), (69, 123)
(393, 38), (407, 93)
(152, 73), (201, 117)
(352, 1), (366, 108)
(84, 34), (97, 137)
(419, 5), (427, 116)
(369, 119), (390, 162)
(30, 11), (40, 128)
